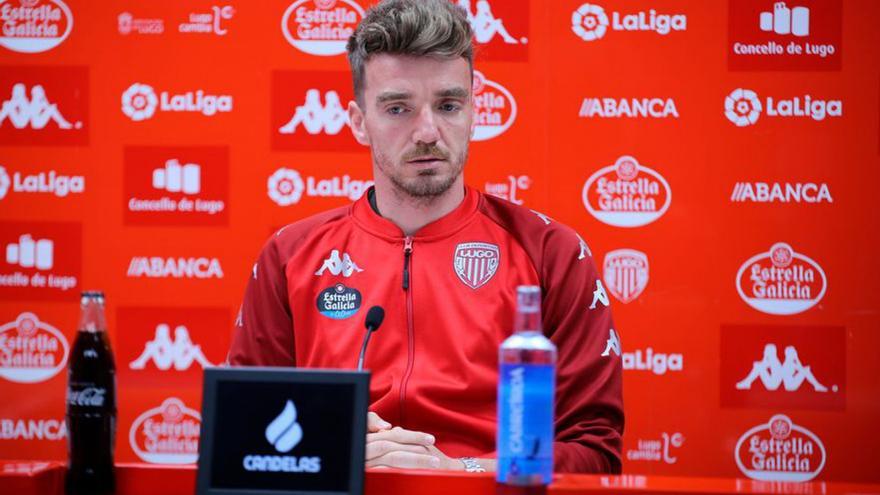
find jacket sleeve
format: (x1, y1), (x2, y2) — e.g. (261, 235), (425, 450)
(226, 235), (296, 366)
(541, 226), (623, 474)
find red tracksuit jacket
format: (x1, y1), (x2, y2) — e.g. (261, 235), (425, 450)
(227, 186), (624, 473)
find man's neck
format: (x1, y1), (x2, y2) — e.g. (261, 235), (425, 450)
(372, 178), (466, 237)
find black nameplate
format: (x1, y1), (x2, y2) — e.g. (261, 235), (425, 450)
(196, 367), (369, 495)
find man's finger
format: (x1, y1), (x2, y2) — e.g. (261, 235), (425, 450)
(366, 439), (431, 461)
(367, 411), (392, 433)
(366, 451), (440, 469)
(367, 426), (435, 446)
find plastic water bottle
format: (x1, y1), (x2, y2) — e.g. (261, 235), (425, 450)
(497, 286), (557, 492)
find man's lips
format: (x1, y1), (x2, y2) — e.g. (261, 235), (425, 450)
(407, 156), (446, 164)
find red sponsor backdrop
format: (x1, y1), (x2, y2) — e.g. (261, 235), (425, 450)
(1, 0), (879, 484)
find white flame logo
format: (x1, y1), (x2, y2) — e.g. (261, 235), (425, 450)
(265, 400), (303, 453)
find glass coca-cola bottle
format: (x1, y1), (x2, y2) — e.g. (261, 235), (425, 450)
(66, 291), (116, 495)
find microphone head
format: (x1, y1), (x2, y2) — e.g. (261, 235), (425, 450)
(365, 306), (385, 332)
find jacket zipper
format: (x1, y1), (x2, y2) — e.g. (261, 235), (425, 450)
(399, 236), (415, 423)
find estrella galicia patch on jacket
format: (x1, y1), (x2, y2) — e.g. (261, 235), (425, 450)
(453, 242), (500, 289)
(316, 284), (362, 319)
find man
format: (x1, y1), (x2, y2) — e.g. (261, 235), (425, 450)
(228, 0), (623, 474)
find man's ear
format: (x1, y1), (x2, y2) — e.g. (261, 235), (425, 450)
(348, 100), (370, 146)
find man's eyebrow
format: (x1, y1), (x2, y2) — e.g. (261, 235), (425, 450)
(376, 91), (412, 104)
(436, 87), (469, 99)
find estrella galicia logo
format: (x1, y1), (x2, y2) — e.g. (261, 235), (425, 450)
(316, 284), (361, 319)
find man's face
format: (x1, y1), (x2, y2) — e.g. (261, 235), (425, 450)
(349, 54), (474, 199)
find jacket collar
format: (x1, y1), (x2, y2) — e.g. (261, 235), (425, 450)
(352, 185), (480, 241)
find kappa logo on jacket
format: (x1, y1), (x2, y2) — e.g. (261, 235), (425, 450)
(453, 242), (500, 289)
(315, 250), (363, 277)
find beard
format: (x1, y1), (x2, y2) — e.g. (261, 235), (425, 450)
(375, 142), (468, 199)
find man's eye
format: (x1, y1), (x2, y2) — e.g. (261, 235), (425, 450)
(387, 106), (406, 115)
(440, 103), (460, 112)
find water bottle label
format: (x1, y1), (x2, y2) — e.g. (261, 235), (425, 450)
(497, 363), (554, 484)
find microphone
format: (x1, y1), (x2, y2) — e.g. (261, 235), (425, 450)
(357, 306), (385, 371)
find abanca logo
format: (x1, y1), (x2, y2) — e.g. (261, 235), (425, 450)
(0, 0), (73, 53)
(582, 155), (671, 228)
(736, 242), (826, 315)
(281, 0), (364, 56)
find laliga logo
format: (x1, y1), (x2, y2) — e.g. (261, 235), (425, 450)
(281, 0), (364, 56)
(129, 397), (201, 464)
(582, 156), (672, 228)
(736, 242), (826, 316)
(735, 414), (826, 482)
(0, 0), (73, 53)
(572, 3), (686, 41)
(267, 168), (305, 206)
(725, 88), (842, 127)
(121, 83), (158, 122)
(0, 167), (9, 199)
(0, 312), (69, 383)
(265, 400), (303, 453)
(725, 88), (762, 127)
(472, 70), (516, 141)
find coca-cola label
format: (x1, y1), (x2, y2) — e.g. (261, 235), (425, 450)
(0, 312), (68, 383)
(66, 386), (107, 407)
(736, 242), (827, 315)
(735, 414), (826, 481)
(281, 0), (364, 56)
(582, 155), (672, 228)
(129, 397), (201, 464)
(472, 70), (517, 142)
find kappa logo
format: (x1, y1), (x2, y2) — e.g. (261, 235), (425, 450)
(589, 279), (609, 310)
(453, 242), (500, 290)
(281, 0), (364, 56)
(278, 89), (348, 135)
(129, 398), (201, 464)
(601, 328), (621, 357)
(735, 414), (826, 481)
(572, 3), (686, 42)
(129, 323), (213, 371)
(0, 312), (69, 383)
(582, 156), (672, 228)
(724, 88), (842, 127)
(0, 83), (81, 130)
(736, 343), (831, 392)
(315, 250), (363, 277)
(736, 242), (826, 315)
(603, 249), (649, 304)
(121, 83), (233, 121)
(265, 400), (303, 453)
(472, 70), (517, 141)
(0, 0), (73, 53)
(626, 432), (684, 464)
(458, 0), (526, 45)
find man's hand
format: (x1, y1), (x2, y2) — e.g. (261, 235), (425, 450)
(365, 412), (461, 470)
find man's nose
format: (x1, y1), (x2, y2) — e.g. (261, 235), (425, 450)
(411, 105), (440, 144)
